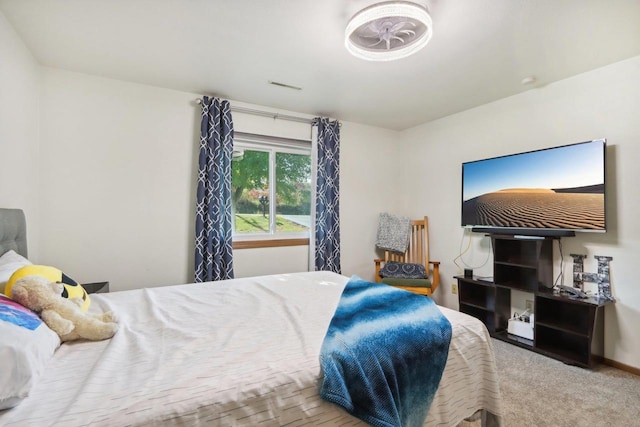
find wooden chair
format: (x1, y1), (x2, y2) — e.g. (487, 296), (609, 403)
(374, 216), (440, 297)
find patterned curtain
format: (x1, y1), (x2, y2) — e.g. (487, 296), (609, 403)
(314, 118), (341, 273)
(195, 97), (234, 282)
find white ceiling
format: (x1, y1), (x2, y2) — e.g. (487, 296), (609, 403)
(2, 0), (640, 130)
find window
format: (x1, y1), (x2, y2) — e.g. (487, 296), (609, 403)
(231, 133), (312, 243)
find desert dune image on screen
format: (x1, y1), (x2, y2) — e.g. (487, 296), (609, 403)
(462, 141), (605, 230)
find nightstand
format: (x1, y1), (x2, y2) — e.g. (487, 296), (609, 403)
(83, 281), (109, 294)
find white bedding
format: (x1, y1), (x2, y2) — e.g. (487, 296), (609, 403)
(0, 271), (501, 426)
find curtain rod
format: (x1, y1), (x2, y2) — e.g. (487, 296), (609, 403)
(195, 98), (314, 125)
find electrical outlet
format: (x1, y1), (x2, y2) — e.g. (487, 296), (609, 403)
(451, 283), (458, 295)
(526, 300), (534, 311)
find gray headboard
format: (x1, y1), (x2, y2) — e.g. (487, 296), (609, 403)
(0, 209), (27, 258)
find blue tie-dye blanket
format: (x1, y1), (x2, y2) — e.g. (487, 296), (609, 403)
(320, 276), (452, 427)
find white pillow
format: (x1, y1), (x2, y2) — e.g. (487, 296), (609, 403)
(0, 294), (60, 410)
(0, 250), (32, 294)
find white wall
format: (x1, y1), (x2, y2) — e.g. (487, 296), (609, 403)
(339, 121), (404, 277)
(39, 68), (401, 290)
(401, 55), (640, 369)
(40, 69), (198, 290)
(0, 11), (41, 259)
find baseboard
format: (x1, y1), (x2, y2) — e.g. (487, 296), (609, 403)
(602, 357), (640, 376)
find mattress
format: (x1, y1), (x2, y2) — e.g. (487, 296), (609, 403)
(0, 271), (501, 426)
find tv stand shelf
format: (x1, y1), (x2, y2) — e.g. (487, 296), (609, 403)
(456, 235), (614, 368)
(493, 330), (533, 348)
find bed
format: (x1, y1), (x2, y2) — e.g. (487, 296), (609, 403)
(0, 208), (502, 426)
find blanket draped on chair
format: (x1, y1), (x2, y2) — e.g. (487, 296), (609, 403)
(319, 276), (452, 427)
(376, 213), (411, 253)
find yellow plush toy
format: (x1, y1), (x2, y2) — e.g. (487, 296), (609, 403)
(4, 265), (91, 312)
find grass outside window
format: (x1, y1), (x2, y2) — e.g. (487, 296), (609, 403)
(234, 214), (308, 233)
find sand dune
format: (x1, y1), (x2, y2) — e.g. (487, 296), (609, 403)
(496, 188), (555, 193)
(462, 191), (605, 230)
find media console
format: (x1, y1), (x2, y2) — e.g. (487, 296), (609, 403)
(456, 234), (614, 368)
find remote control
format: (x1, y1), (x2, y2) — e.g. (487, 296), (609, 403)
(558, 285), (588, 299)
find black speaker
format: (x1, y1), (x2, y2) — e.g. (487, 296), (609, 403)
(464, 268), (473, 278)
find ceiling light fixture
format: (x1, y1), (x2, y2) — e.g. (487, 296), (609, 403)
(345, 1), (433, 62)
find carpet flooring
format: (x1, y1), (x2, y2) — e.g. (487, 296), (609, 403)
(461, 338), (640, 427)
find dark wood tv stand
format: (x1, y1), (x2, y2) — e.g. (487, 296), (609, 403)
(456, 234), (614, 368)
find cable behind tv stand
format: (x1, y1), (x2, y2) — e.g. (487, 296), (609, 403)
(456, 234), (613, 368)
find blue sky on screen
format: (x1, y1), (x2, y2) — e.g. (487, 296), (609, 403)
(463, 140), (605, 201)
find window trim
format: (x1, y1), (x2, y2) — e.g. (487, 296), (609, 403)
(233, 238), (309, 250)
(232, 133), (312, 244)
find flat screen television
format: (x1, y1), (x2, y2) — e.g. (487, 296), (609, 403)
(461, 139), (606, 236)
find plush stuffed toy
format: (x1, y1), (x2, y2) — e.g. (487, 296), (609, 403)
(11, 276), (118, 342)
